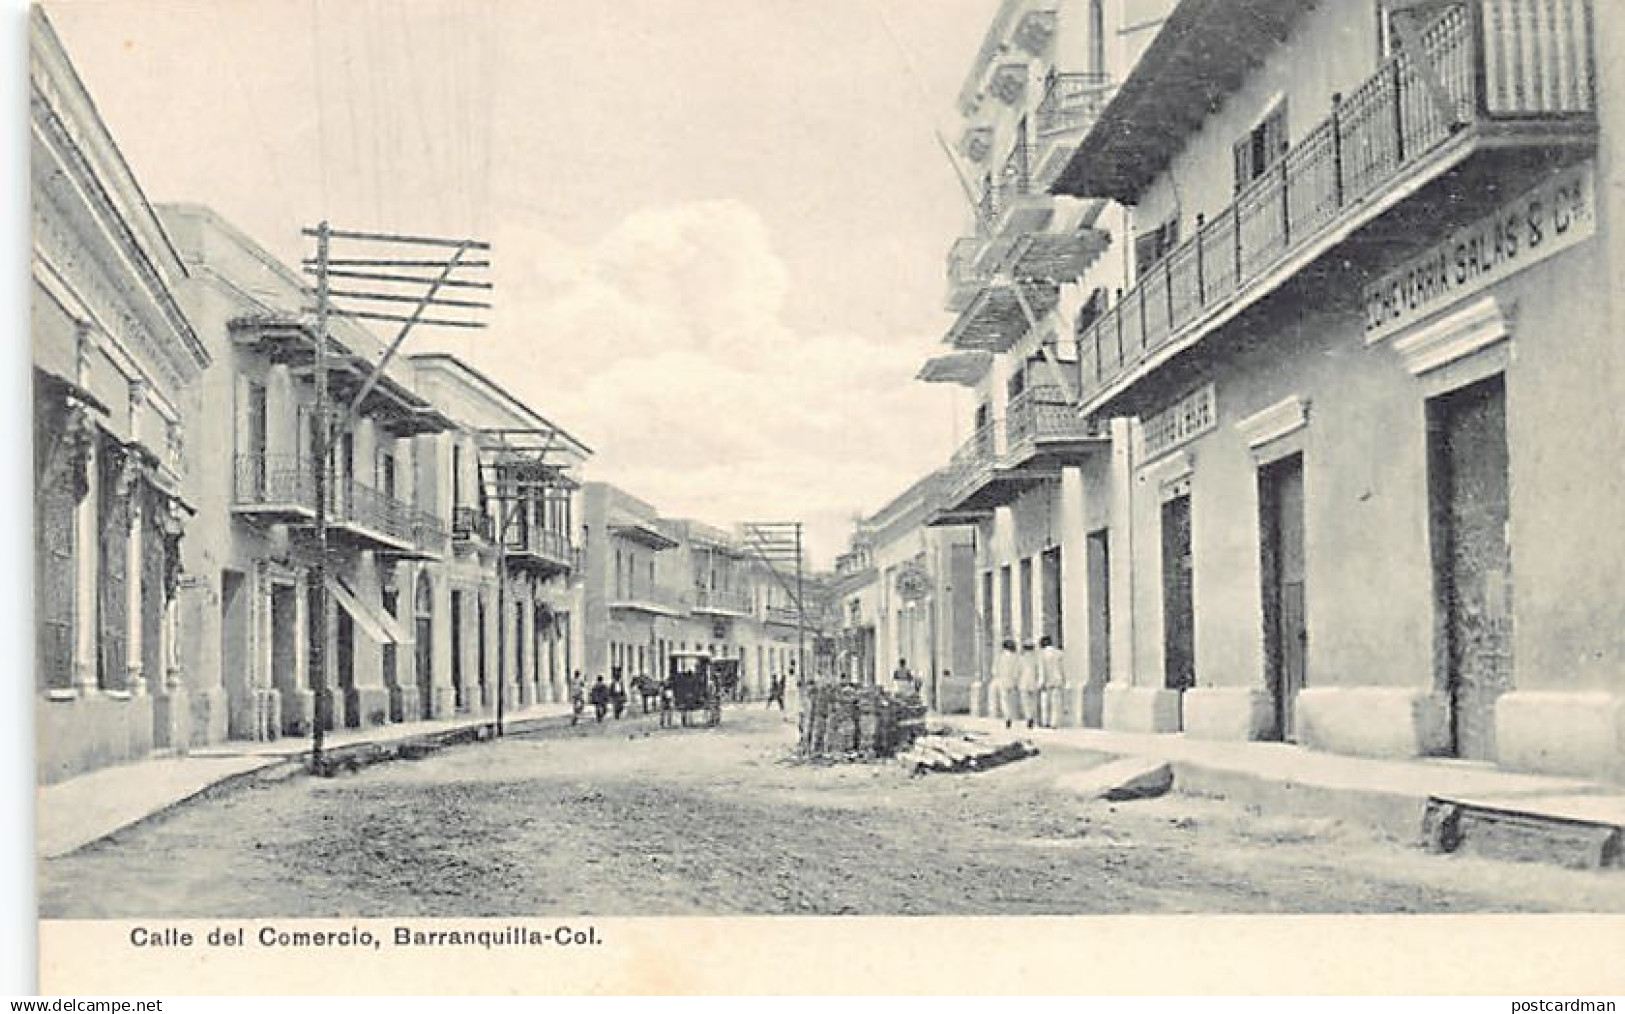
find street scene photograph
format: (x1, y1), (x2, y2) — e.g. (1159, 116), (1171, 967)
(23, 0), (1625, 990)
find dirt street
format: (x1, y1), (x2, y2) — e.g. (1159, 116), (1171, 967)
(40, 708), (1625, 917)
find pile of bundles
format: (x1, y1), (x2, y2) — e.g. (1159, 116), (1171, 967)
(896, 731), (1039, 776)
(798, 682), (928, 759)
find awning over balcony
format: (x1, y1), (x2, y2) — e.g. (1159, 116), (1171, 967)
(327, 576), (406, 645)
(916, 351), (992, 387)
(1050, 0), (1312, 202)
(1009, 227), (1112, 283)
(945, 281), (1060, 354)
(610, 521), (678, 551)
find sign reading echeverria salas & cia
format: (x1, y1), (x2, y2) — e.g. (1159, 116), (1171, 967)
(1363, 162), (1595, 344)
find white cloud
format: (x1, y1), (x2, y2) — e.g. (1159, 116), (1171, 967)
(451, 199), (958, 565)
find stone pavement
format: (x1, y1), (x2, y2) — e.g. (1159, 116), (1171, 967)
(37, 704), (570, 859)
(952, 715), (1625, 845)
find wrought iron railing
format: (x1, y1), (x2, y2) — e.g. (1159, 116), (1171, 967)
(452, 505), (495, 542)
(232, 453), (316, 510)
(1036, 71), (1114, 137)
(1076, 0), (1594, 404)
(506, 524), (577, 567)
(1006, 385), (1099, 447)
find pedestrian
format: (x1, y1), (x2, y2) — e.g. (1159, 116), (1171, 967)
(609, 671), (627, 720)
(891, 657), (914, 697)
(589, 676), (610, 723)
(568, 671), (586, 726)
(766, 673), (786, 711)
(1039, 635), (1066, 728)
(991, 639), (1019, 729)
(1018, 642), (1040, 729)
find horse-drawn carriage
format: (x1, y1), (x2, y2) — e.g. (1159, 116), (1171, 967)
(664, 651), (722, 727)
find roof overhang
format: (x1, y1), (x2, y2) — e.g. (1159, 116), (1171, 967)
(916, 351), (993, 387)
(611, 522), (679, 551)
(944, 281), (1060, 354)
(1050, 0), (1312, 203)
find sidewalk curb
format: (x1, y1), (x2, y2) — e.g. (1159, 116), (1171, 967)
(45, 712), (567, 859)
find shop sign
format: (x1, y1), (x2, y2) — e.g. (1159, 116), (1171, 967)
(1364, 163), (1594, 344)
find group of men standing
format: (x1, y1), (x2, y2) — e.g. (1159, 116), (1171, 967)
(988, 636), (1065, 729)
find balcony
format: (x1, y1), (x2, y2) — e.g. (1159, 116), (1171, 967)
(451, 505), (495, 544)
(927, 392), (1107, 527)
(610, 583), (686, 617)
(1005, 385), (1106, 463)
(945, 236), (994, 312)
(1033, 72), (1114, 190)
(325, 480), (445, 559)
(232, 453), (316, 522)
(503, 524), (578, 577)
(765, 604), (804, 628)
(691, 586), (752, 618)
(1073, 0), (1597, 414)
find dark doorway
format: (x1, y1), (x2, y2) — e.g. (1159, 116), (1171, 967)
(450, 590), (464, 712)
(1259, 454), (1308, 741)
(1161, 493), (1195, 691)
(1041, 547), (1063, 648)
(270, 583), (298, 737)
(415, 573), (434, 719)
(477, 598), (489, 710)
(1429, 375), (1513, 760)
(1086, 529), (1111, 687)
(336, 609), (357, 728)
(220, 570), (248, 737)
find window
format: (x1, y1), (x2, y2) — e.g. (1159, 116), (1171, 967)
(379, 451), (396, 499)
(452, 445), (464, 508)
(1233, 102), (1288, 192)
(1006, 363), (1027, 402)
(1134, 217), (1180, 276)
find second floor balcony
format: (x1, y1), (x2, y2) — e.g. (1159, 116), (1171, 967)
(927, 389), (1108, 527)
(691, 586), (752, 618)
(1066, 0), (1597, 415)
(504, 523), (578, 577)
(609, 582), (687, 617)
(234, 452), (446, 559)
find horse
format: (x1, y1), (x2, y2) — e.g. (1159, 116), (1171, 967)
(630, 674), (664, 715)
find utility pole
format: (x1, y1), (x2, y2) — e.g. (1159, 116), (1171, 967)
(742, 521), (807, 690)
(302, 225), (490, 773)
(478, 427), (569, 738)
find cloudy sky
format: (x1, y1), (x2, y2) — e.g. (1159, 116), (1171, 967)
(43, 0), (996, 565)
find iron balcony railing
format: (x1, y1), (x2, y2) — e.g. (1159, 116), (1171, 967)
(1076, 0), (1595, 406)
(505, 523), (578, 568)
(409, 509), (449, 557)
(693, 586), (752, 615)
(1035, 71), (1114, 138)
(937, 420), (1003, 511)
(452, 505), (495, 542)
(232, 453), (316, 511)
(1006, 385), (1101, 447)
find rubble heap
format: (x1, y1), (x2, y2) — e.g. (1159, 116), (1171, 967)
(798, 682), (927, 759)
(896, 732), (1038, 776)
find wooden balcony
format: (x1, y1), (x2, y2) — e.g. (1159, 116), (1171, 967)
(323, 480), (446, 559)
(1074, 0), (1597, 415)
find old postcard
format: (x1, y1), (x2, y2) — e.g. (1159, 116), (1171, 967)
(24, 0), (1625, 996)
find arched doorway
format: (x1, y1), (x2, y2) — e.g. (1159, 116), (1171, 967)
(415, 572), (434, 719)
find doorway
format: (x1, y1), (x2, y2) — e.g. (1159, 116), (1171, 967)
(450, 590), (464, 712)
(270, 583), (298, 736)
(1085, 529), (1111, 687)
(415, 573), (434, 719)
(1161, 492), (1195, 691)
(220, 570), (248, 737)
(1428, 375), (1513, 760)
(1259, 454), (1307, 741)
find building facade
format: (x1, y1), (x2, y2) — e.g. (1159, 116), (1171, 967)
(919, 0), (1170, 725)
(579, 483), (819, 695)
(31, 9), (212, 782)
(1052, 0), (1620, 778)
